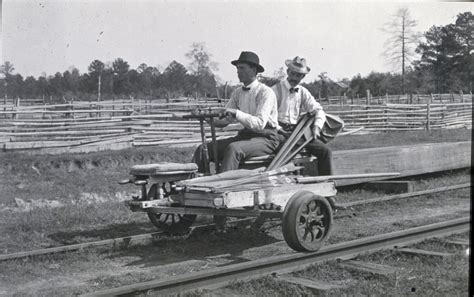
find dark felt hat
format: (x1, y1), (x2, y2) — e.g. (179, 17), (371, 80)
(231, 51), (265, 73)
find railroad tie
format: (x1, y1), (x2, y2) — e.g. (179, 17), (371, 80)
(275, 274), (347, 293)
(442, 238), (469, 247)
(393, 247), (453, 258)
(338, 260), (399, 276)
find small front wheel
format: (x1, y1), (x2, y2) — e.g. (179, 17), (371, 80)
(147, 211), (196, 235)
(282, 191), (333, 252)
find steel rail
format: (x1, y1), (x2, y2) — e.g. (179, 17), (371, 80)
(81, 217), (469, 297)
(1, 183), (469, 262)
(338, 183), (470, 208)
(0, 219), (251, 262)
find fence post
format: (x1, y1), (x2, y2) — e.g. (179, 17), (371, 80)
(4, 93), (6, 119)
(409, 93), (413, 104)
(459, 90), (464, 103)
(42, 96), (46, 119)
(122, 97), (125, 116)
(112, 96), (115, 117)
(71, 98), (75, 120)
(366, 90), (370, 105)
(138, 97), (142, 115)
(426, 94), (432, 131)
(385, 93), (388, 105)
(13, 97), (20, 120)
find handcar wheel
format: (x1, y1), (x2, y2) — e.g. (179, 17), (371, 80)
(282, 191), (333, 252)
(147, 211), (196, 235)
(146, 183), (196, 235)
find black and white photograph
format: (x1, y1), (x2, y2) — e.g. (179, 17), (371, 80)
(0, 0), (471, 295)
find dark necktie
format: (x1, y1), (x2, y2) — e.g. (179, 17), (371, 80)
(290, 87), (299, 93)
(242, 86), (251, 91)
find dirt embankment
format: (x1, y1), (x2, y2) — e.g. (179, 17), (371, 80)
(1, 128), (470, 208)
(1, 146), (194, 205)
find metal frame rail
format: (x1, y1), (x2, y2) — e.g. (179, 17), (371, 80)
(82, 217), (469, 297)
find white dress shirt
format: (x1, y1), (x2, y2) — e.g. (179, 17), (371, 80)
(272, 79), (326, 129)
(226, 79), (279, 130)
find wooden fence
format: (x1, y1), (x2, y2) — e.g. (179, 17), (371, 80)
(0, 96), (471, 153)
(326, 92), (472, 105)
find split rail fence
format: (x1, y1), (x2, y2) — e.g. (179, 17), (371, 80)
(0, 95), (471, 153)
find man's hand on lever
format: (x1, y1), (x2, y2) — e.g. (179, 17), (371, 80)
(223, 108), (237, 118)
(212, 108), (233, 127)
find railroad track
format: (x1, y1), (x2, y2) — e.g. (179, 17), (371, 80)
(81, 217), (470, 296)
(0, 182), (469, 262)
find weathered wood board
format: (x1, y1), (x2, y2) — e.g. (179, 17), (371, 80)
(332, 141), (471, 186)
(183, 182), (337, 209)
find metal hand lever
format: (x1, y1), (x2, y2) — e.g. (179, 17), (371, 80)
(183, 109), (222, 175)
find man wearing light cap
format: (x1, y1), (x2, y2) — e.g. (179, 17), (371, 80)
(272, 56), (333, 175)
(192, 51), (280, 173)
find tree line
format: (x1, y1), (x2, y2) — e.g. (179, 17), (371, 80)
(0, 12), (472, 103)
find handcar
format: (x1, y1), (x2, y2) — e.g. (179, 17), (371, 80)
(120, 110), (387, 252)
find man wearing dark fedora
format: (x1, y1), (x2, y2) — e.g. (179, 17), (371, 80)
(192, 51), (280, 173)
(272, 56), (333, 175)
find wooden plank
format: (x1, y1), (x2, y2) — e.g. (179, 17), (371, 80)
(339, 260), (398, 276)
(394, 247), (453, 258)
(332, 141), (471, 186)
(222, 182), (337, 209)
(277, 275), (346, 292)
(364, 180), (414, 193)
(0, 128), (127, 136)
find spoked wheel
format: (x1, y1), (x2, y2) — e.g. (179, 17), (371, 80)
(282, 191), (333, 252)
(147, 211), (196, 235)
(146, 183), (196, 235)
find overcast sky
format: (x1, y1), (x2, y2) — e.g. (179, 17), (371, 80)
(1, 1), (472, 84)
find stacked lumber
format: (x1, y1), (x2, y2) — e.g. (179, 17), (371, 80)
(0, 97), (225, 120)
(325, 103), (472, 131)
(333, 141), (471, 185)
(328, 93), (472, 105)
(0, 98), (471, 153)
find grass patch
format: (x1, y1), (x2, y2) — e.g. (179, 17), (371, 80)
(226, 233), (469, 296)
(0, 201), (151, 253)
(0, 129), (470, 253)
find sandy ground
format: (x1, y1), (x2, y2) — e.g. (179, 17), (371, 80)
(0, 184), (469, 296)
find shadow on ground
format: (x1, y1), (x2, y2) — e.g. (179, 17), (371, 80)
(109, 223), (281, 268)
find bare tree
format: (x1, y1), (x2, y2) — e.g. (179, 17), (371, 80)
(273, 67), (286, 79)
(381, 7), (421, 93)
(185, 42), (218, 76)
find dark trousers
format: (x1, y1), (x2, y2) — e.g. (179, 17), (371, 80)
(277, 133), (333, 176)
(193, 130), (280, 173)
